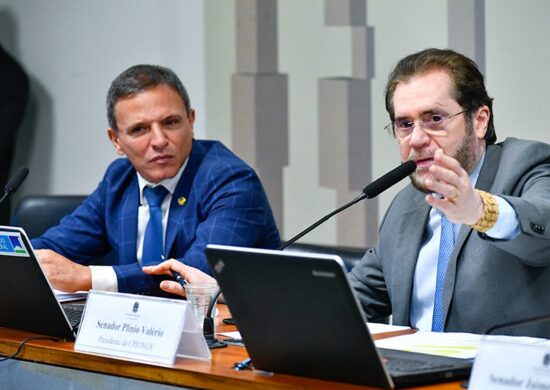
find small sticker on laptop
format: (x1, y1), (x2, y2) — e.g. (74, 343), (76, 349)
(0, 233), (29, 257)
(214, 259), (225, 274)
(312, 270), (336, 278)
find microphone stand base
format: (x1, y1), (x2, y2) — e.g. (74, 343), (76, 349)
(207, 339), (227, 349)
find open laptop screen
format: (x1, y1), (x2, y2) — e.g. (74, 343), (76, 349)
(0, 226), (76, 339)
(206, 244), (393, 387)
(206, 244), (471, 388)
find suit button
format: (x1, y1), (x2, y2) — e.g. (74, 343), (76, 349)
(530, 222), (545, 235)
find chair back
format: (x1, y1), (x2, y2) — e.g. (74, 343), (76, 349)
(284, 242), (365, 271)
(11, 195), (117, 265)
(11, 195), (87, 238)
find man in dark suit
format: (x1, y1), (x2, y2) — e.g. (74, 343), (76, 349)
(0, 44), (29, 224)
(349, 48), (550, 337)
(32, 64), (280, 295)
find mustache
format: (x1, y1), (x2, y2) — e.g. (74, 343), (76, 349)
(408, 151), (434, 161)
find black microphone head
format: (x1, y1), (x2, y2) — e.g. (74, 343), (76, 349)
(4, 166), (29, 195)
(362, 160), (416, 199)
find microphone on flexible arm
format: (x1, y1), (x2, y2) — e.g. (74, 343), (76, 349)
(279, 159), (417, 250)
(456, 312), (550, 388)
(210, 160), (417, 334)
(486, 313), (550, 335)
(0, 166), (29, 205)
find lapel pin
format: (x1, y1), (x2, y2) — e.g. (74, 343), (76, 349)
(177, 197), (187, 206)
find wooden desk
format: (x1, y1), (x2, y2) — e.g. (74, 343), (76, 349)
(0, 304), (464, 389)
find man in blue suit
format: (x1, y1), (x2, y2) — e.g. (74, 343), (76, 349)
(32, 64), (280, 295)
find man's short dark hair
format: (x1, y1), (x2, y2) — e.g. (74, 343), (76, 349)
(385, 48), (496, 145)
(107, 64), (191, 131)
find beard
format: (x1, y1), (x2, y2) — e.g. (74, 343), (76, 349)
(409, 125), (481, 193)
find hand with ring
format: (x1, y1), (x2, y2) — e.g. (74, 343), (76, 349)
(424, 149), (484, 225)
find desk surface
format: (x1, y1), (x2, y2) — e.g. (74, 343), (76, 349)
(0, 304), (464, 389)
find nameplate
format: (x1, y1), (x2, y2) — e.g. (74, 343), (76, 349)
(469, 339), (550, 389)
(75, 290), (188, 365)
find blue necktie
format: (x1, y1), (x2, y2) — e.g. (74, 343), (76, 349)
(142, 185), (168, 265)
(431, 214), (455, 332)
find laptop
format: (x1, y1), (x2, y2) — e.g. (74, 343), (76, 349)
(205, 245), (472, 389)
(0, 225), (84, 340)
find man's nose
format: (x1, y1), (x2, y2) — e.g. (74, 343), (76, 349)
(408, 124), (431, 148)
(150, 124), (169, 146)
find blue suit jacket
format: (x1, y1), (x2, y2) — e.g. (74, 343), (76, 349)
(32, 140), (280, 294)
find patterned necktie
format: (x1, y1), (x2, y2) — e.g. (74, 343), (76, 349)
(431, 214), (455, 332)
(142, 185), (169, 265)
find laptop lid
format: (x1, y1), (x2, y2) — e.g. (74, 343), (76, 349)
(206, 244), (472, 389)
(206, 244), (393, 387)
(0, 225), (76, 339)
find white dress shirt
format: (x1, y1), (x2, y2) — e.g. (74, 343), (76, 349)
(89, 159), (188, 292)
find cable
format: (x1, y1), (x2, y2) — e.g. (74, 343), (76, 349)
(203, 288), (227, 349)
(0, 336), (59, 362)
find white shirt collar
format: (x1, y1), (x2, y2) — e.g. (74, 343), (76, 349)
(137, 158), (189, 205)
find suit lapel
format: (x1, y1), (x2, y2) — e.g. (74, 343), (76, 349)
(474, 144), (501, 192)
(441, 145), (502, 323)
(120, 176), (139, 263)
(165, 141), (204, 256)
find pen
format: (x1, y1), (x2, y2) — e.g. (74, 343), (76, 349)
(223, 338), (244, 346)
(234, 358), (252, 371)
(159, 255), (187, 288)
(172, 270), (187, 288)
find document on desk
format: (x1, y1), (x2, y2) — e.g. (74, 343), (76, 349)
(367, 322), (410, 334)
(54, 289), (88, 302)
(218, 323), (411, 344)
(375, 331), (548, 360)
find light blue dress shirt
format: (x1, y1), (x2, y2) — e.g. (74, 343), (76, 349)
(409, 152), (521, 330)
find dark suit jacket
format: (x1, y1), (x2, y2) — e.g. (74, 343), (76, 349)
(0, 45), (29, 224)
(32, 140), (280, 294)
(349, 138), (550, 337)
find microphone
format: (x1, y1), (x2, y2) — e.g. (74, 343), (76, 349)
(486, 313), (550, 335)
(361, 160), (417, 199)
(0, 166), (29, 205)
(279, 160), (416, 250)
(210, 161), (417, 331)
(463, 312), (550, 389)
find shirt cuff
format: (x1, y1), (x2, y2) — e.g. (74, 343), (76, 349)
(484, 196), (520, 240)
(89, 266), (119, 292)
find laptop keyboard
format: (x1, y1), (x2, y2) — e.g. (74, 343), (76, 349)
(62, 303), (85, 327)
(385, 356), (453, 373)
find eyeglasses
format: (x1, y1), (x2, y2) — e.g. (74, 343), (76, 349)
(384, 109), (469, 139)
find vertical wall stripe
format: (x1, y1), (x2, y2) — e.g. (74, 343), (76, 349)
(232, 0), (289, 234)
(448, 0), (486, 73)
(319, 0), (377, 247)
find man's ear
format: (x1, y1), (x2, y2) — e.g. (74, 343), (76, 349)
(473, 105), (490, 140)
(108, 128), (125, 155)
(188, 109), (196, 138)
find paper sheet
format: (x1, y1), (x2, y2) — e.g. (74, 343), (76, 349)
(367, 322), (410, 334)
(375, 331), (548, 359)
(54, 289), (88, 302)
(218, 322), (411, 342)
